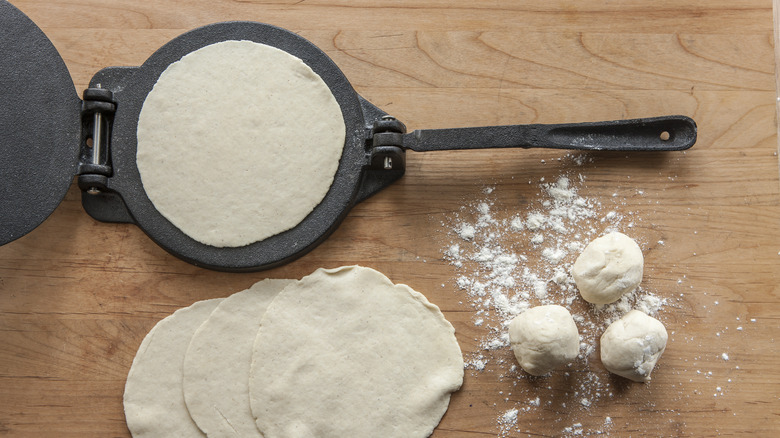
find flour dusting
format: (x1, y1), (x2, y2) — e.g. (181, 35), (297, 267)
(441, 168), (667, 437)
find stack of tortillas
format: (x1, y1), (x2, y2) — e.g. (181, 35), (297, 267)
(123, 266), (464, 437)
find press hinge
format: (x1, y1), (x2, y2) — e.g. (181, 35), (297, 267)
(78, 86), (116, 194)
(368, 115), (407, 171)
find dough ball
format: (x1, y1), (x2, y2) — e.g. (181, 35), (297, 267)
(571, 232), (644, 304)
(600, 310), (668, 382)
(508, 305), (580, 376)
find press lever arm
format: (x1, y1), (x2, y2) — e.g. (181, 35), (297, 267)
(372, 115), (696, 153)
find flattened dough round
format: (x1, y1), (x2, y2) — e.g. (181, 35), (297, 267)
(249, 266), (464, 438)
(137, 40), (346, 247)
(183, 279), (294, 438)
(124, 298), (222, 437)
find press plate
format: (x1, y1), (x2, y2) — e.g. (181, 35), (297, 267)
(0, 1), (81, 245)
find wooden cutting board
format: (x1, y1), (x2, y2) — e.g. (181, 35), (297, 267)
(1, 0), (778, 436)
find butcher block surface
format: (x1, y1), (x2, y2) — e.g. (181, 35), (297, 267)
(1, 0), (778, 437)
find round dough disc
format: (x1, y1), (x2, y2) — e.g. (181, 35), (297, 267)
(249, 266), (464, 438)
(124, 298), (222, 437)
(137, 40), (346, 247)
(182, 279), (294, 437)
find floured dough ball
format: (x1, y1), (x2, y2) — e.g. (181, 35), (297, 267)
(571, 232), (644, 304)
(508, 305), (580, 376)
(600, 310), (668, 382)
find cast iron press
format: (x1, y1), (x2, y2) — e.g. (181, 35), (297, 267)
(0, 2), (697, 271)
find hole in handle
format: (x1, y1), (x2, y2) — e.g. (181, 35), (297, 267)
(659, 131), (670, 141)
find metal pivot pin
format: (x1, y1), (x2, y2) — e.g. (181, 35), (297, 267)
(87, 84), (104, 195)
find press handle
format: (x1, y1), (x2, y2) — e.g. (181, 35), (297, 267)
(402, 115), (696, 152)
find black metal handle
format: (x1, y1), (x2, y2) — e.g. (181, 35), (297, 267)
(402, 115), (696, 152)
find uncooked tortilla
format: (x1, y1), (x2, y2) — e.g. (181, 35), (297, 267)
(249, 266), (464, 438)
(182, 279), (294, 437)
(136, 40), (346, 247)
(124, 298), (222, 437)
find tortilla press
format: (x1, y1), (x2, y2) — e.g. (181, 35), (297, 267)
(0, 1), (697, 271)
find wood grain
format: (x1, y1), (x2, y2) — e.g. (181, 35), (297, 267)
(1, 0), (778, 437)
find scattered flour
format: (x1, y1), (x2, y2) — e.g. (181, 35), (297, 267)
(500, 408), (518, 424)
(497, 408), (519, 436)
(457, 223), (477, 240)
(442, 169), (669, 437)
